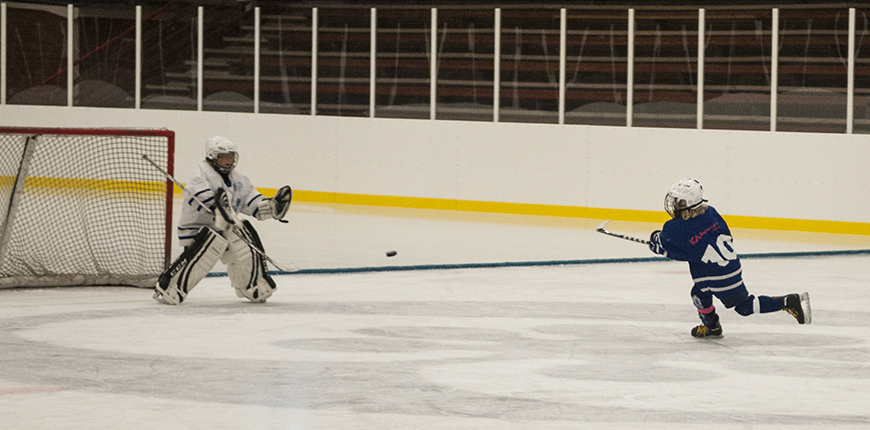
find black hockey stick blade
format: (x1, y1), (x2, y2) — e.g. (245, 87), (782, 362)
(596, 220), (651, 245)
(264, 255), (300, 273)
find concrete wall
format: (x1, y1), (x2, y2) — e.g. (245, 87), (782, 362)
(2, 104), (868, 233)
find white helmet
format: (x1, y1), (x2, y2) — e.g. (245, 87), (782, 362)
(205, 136), (238, 175)
(664, 177), (707, 218)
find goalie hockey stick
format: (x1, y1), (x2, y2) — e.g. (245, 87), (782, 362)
(142, 154), (300, 272)
(595, 220), (651, 245)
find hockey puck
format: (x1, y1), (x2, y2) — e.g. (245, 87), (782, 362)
(386, 250), (397, 257)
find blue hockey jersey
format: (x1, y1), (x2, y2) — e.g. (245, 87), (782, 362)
(651, 206), (745, 298)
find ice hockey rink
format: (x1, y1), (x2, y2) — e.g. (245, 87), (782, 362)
(2, 202), (870, 430)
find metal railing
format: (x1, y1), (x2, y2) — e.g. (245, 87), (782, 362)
(2, 3), (868, 134)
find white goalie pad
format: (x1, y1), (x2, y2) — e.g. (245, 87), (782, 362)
(222, 220), (276, 302)
(154, 227), (227, 305)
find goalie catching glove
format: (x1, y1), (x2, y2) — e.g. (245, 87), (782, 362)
(256, 185), (292, 221)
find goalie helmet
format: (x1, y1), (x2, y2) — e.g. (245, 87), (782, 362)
(205, 136), (238, 175)
(664, 177), (707, 218)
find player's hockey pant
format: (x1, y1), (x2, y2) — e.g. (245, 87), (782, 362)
(155, 227), (227, 304)
(691, 283), (784, 323)
(222, 220), (276, 302)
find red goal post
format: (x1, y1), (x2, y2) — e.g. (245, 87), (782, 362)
(0, 127), (174, 288)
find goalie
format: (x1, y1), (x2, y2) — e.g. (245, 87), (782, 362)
(153, 136), (292, 305)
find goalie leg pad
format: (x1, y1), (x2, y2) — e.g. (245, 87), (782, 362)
(154, 227), (227, 305)
(222, 220), (276, 303)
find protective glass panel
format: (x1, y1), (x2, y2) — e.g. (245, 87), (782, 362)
(703, 9), (772, 131)
(6, 5), (69, 106)
(201, 4), (255, 113)
(435, 9), (495, 122)
(633, 10), (699, 129)
(141, 3), (197, 111)
(564, 8), (629, 127)
(776, 8), (849, 134)
(74, 6), (136, 108)
(499, 9), (560, 124)
(257, 4), (311, 115)
(375, 8), (431, 120)
(317, 8), (371, 118)
(853, 9), (870, 134)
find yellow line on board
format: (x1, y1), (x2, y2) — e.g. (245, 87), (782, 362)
(247, 188), (869, 236)
(4, 176), (166, 193)
(724, 215), (870, 236)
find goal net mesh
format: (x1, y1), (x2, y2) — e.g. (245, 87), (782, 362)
(0, 128), (173, 288)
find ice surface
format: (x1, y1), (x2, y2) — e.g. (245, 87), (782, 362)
(2, 203), (869, 429)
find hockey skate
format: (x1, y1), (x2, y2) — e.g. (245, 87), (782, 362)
(691, 322), (723, 338)
(153, 283), (184, 305)
(783, 292), (812, 324)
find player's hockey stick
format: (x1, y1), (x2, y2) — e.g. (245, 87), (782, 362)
(596, 220), (651, 245)
(142, 154), (300, 272)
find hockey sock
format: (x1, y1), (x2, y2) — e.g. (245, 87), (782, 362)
(757, 295), (784, 313)
(697, 306), (720, 327)
(733, 295), (782, 316)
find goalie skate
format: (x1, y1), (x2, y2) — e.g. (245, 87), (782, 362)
(153, 284), (184, 305)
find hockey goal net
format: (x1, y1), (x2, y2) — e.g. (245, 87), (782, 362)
(0, 127), (174, 288)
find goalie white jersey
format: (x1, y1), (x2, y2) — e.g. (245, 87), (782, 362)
(177, 161), (265, 247)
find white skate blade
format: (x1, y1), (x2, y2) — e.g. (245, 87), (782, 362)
(800, 291), (812, 324)
(153, 285), (182, 305)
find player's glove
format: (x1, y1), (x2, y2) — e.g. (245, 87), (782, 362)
(271, 185), (292, 220)
(256, 185), (292, 221)
(648, 230), (665, 255)
(214, 188), (239, 231)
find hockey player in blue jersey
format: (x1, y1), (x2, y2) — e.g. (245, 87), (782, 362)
(648, 178), (811, 338)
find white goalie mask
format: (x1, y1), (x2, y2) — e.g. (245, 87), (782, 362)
(205, 136), (238, 175)
(664, 177), (707, 218)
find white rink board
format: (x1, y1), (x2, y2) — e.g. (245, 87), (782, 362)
(1, 104), (868, 224)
